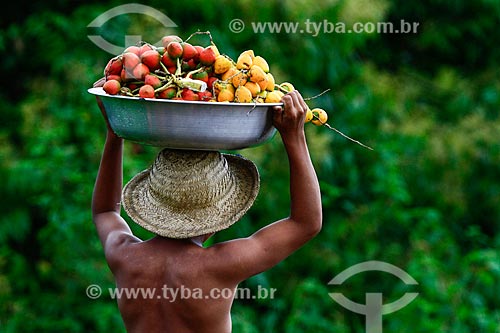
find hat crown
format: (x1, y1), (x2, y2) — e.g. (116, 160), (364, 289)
(147, 150), (235, 211)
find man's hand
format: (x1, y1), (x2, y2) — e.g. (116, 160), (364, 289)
(271, 90), (309, 140)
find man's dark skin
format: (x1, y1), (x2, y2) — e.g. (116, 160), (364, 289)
(91, 90), (322, 332)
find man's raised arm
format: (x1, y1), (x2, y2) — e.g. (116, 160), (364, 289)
(208, 90), (323, 283)
(91, 97), (136, 251)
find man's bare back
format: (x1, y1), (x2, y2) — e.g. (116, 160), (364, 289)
(92, 90), (322, 332)
(108, 236), (235, 333)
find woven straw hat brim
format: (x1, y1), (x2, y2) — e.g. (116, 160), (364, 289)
(121, 154), (259, 239)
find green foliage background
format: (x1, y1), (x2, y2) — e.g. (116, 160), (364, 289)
(1, 0), (499, 332)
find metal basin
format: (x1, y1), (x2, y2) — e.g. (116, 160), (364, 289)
(88, 87), (280, 150)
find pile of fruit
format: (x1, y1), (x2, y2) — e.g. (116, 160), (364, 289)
(98, 31), (373, 149)
(99, 31), (329, 127)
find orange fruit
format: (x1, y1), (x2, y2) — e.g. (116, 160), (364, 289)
(214, 55), (233, 75)
(221, 66), (238, 82)
(236, 52), (253, 70)
(231, 70), (248, 88)
(244, 81), (261, 97)
(252, 56), (269, 72)
(217, 88), (235, 102)
(235, 86), (253, 103)
(280, 82), (295, 93)
(265, 73), (276, 91)
(265, 90), (282, 103)
(305, 108), (313, 123)
(311, 108), (328, 126)
(248, 65), (267, 83)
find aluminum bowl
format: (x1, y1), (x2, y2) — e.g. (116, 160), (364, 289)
(88, 87), (281, 150)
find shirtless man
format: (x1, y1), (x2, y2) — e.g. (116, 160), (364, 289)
(91, 90), (322, 332)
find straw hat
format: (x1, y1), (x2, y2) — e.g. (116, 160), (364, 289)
(121, 148), (260, 239)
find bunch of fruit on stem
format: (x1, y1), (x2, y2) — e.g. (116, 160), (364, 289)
(100, 32), (329, 126)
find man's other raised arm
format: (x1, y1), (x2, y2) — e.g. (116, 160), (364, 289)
(91, 97), (138, 256)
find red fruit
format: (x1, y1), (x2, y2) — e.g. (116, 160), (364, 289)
(181, 88), (199, 101)
(103, 79), (121, 95)
(121, 68), (135, 82)
(193, 45), (204, 61)
(167, 66), (177, 74)
(161, 35), (183, 48)
(139, 43), (154, 55)
(104, 56), (123, 76)
(132, 63), (150, 80)
(167, 41), (183, 59)
(182, 42), (198, 60)
(199, 47), (216, 66)
(198, 90), (212, 101)
(139, 85), (155, 98)
(128, 83), (139, 91)
(141, 50), (161, 71)
(124, 45), (141, 56)
(187, 58), (198, 69)
(144, 74), (162, 89)
(161, 53), (177, 67)
(207, 76), (218, 89)
(191, 71), (209, 83)
(157, 86), (177, 99)
(122, 52), (141, 71)
(106, 74), (121, 82)
(181, 60), (196, 72)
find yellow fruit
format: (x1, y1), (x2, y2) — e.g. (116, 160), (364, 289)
(280, 82), (295, 93)
(257, 76), (268, 91)
(241, 49), (255, 59)
(214, 55), (233, 75)
(221, 66), (238, 82)
(248, 65), (267, 83)
(214, 81), (234, 95)
(231, 70), (248, 88)
(252, 56), (269, 72)
(265, 73), (275, 91)
(311, 108), (328, 126)
(235, 86), (253, 103)
(217, 88), (235, 102)
(265, 90), (283, 103)
(244, 81), (261, 97)
(236, 53), (253, 70)
(305, 108), (313, 123)
(257, 90), (268, 99)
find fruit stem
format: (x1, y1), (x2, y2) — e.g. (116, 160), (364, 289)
(154, 80), (175, 93)
(175, 58), (183, 77)
(185, 66), (206, 79)
(312, 114), (374, 150)
(304, 88), (331, 101)
(159, 61), (169, 75)
(185, 30), (213, 44)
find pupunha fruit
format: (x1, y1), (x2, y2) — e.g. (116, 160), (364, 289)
(139, 84), (155, 98)
(311, 108), (328, 126)
(235, 85), (253, 103)
(103, 79), (121, 95)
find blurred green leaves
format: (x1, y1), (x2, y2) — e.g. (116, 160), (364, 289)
(0, 0), (499, 332)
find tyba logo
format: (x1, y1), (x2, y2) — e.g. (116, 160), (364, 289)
(87, 3), (178, 55)
(328, 261), (419, 333)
